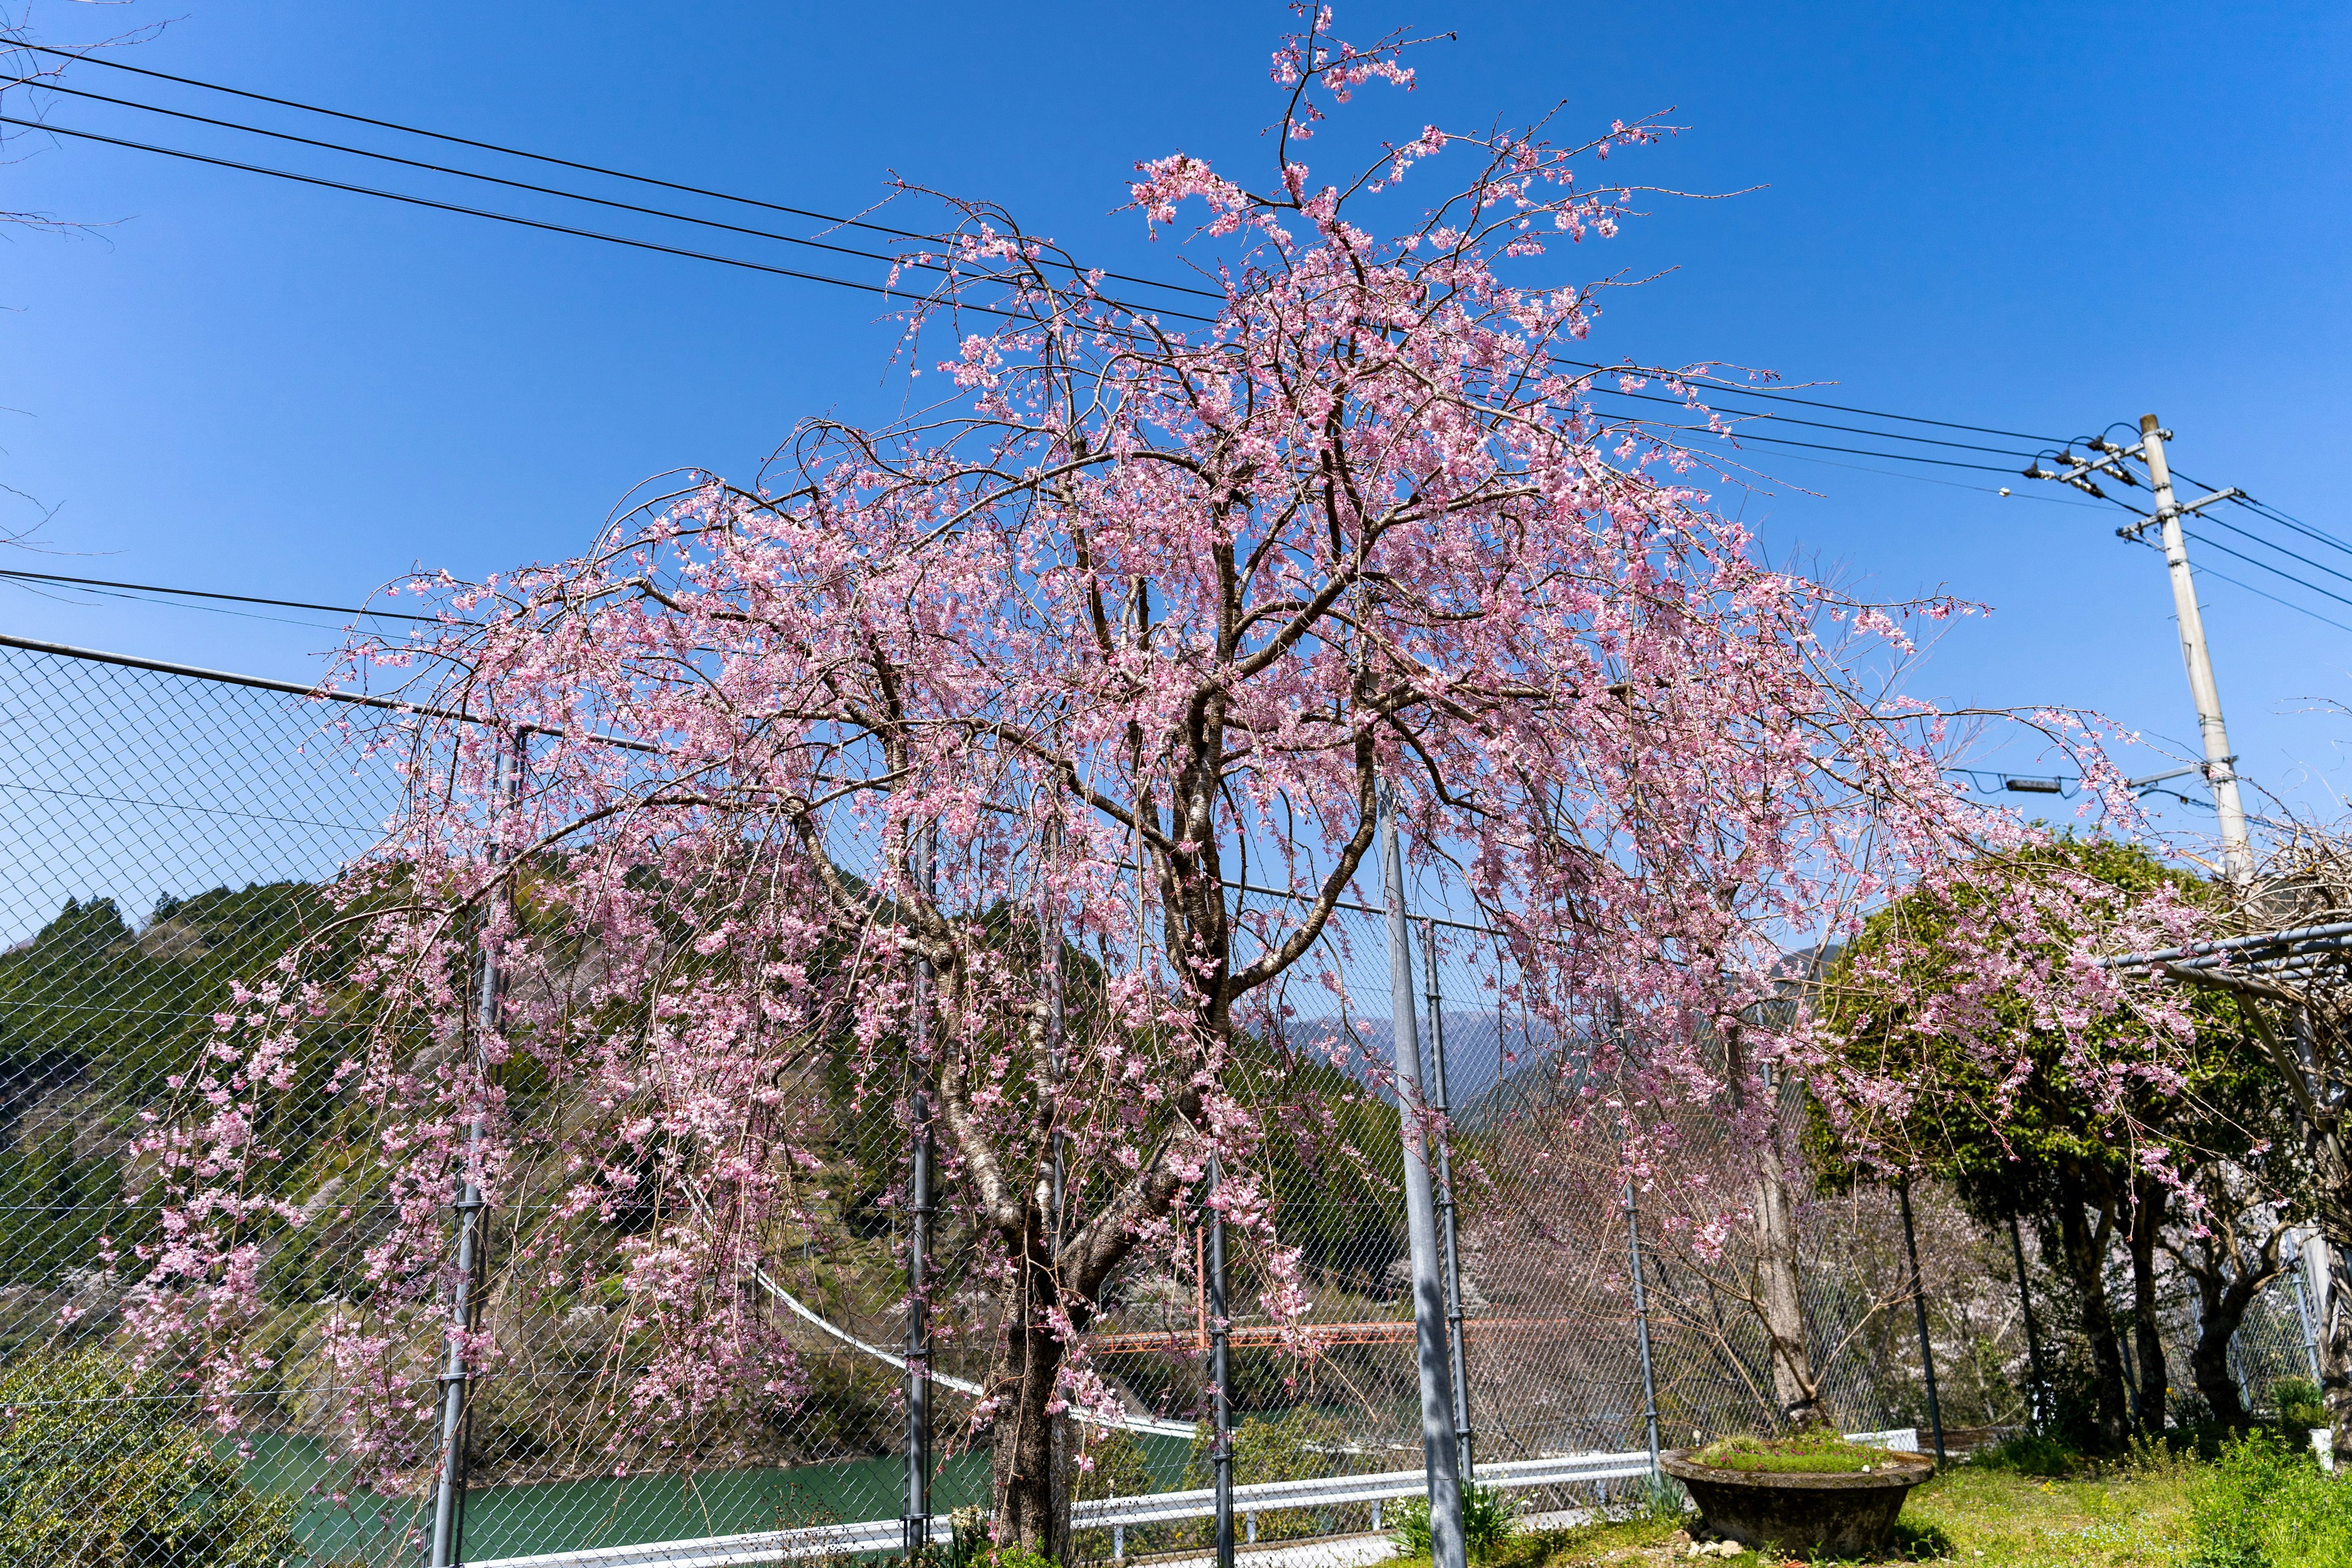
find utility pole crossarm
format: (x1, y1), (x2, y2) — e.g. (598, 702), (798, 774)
(2118, 484), (2242, 541)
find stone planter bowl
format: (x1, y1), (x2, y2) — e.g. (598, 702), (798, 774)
(1659, 1447), (1936, 1559)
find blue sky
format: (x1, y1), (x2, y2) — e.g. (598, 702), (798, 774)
(3, 0), (2347, 854)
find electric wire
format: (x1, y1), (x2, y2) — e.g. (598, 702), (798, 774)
(2190, 514), (2352, 591)
(1621, 421), (2026, 473)
(2180, 530), (2352, 612)
(13, 79), (963, 285)
(24, 43), (2095, 448)
(0, 113), (1050, 322)
(5, 578), (385, 636)
(21, 49), (2342, 631)
(2176, 560), (2352, 636)
(1576, 382), (2038, 457)
(3, 105), (2061, 464)
(0, 567), (439, 621)
(14, 41), (1231, 306)
(1550, 356), (2065, 443)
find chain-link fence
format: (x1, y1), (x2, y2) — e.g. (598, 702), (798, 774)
(0, 635), (2324, 1566)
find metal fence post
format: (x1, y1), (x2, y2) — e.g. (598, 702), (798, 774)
(1380, 787), (1464, 1568)
(1898, 1179), (1946, 1465)
(1624, 1179), (1660, 1479)
(431, 729), (520, 1568)
(1421, 918), (1474, 1483)
(1208, 1155), (1234, 1568)
(905, 824), (935, 1566)
(2008, 1216), (2050, 1431)
(1043, 827), (1065, 1251)
(2293, 1252), (2324, 1384)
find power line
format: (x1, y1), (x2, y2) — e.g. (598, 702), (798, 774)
(1553, 358), (2065, 443)
(15, 80), (928, 278)
(2233, 495), (2352, 563)
(15, 42), (1229, 306)
(1, 113), (2064, 469)
(2180, 529), (2352, 612)
(2191, 513), (2352, 591)
(24, 43), (2113, 453)
(1577, 382), (2038, 458)
(0, 567), (440, 621)
(0, 114), (1034, 323)
(2175, 556), (2352, 636)
(30, 50), (2339, 597)
(1625, 421), (2026, 473)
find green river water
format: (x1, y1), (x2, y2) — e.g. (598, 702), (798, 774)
(254, 1434), (1193, 1564)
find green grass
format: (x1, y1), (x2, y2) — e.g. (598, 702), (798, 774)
(1373, 1434), (2352, 1566)
(1464, 1444), (2199, 1565)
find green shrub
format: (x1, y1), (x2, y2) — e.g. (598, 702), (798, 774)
(0, 1347), (300, 1567)
(1387, 1483), (1517, 1562)
(1969, 1430), (2079, 1477)
(986, 1548), (1057, 1568)
(2272, 1377), (2331, 1434)
(2188, 1430), (2352, 1568)
(1629, 1472), (1689, 1521)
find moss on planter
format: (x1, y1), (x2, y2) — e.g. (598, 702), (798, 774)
(1693, 1428), (1911, 1476)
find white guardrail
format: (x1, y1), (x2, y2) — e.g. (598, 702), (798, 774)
(467, 1449), (1651, 1568)
(469, 1431), (1920, 1568)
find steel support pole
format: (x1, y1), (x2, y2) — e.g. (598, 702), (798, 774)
(1043, 827), (1066, 1250)
(1381, 789), (1464, 1568)
(1898, 1179), (1946, 1465)
(1207, 1155), (1234, 1568)
(2010, 1216), (2050, 1432)
(1625, 1180), (1660, 1480)
(905, 827), (935, 1566)
(2140, 415), (2254, 885)
(2293, 1234), (2324, 1382)
(431, 732), (519, 1568)
(1422, 918), (1474, 1483)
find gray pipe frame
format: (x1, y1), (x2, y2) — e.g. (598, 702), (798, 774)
(2008, 1217), (2051, 1431)
(1381, 790), (1466, 1568)
(1208, 1155), (1235, 1568)
(905, 826), (936, 1563)
(430, 732), (522, 1568)
(1897, 1178), (1947, 1465)
(1624, 1179), (1661, 1479)
(1421, 918), (1475, 1482)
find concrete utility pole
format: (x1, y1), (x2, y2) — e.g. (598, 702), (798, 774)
(2139, 416), (2255, 885)
(2027, 415), (2253, 884)
(1380, 788), (1466, 1568)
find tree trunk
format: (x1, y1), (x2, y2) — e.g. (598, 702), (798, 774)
(989, 1208), (1073, 1559)
(2128, 1175), (2169, 1434)
(1754, 1131), (1825, 1428)
(2052, 1170), (2133, 1449)
(2187, 1266), (2255, 1428)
